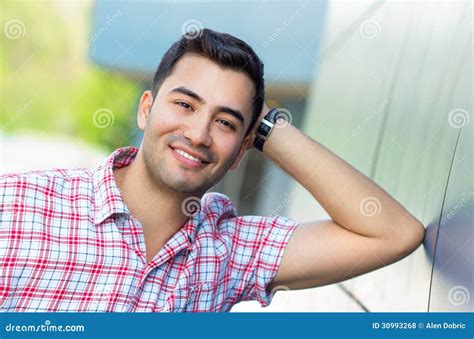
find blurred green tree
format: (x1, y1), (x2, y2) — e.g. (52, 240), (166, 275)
(1, 1), (141, 151)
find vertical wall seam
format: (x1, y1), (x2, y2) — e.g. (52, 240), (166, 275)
(427, 126), (463, 312)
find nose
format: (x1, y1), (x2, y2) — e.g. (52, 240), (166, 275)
(182, 112), (212, 148)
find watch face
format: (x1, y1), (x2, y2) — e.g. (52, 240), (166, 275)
(254, 109), (280, 151)
(256, 120), (273, 140)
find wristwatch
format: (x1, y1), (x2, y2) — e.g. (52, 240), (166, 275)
(253, 108), (282, 152)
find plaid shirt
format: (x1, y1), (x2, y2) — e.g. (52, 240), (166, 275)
(0, 147), (299, 312)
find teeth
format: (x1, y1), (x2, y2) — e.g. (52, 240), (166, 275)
(175, 148), (201, 163)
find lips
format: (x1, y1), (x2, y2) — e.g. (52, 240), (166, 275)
(169, 145), (211, 169)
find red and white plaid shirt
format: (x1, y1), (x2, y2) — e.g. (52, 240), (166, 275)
(0, 147), (299, 312)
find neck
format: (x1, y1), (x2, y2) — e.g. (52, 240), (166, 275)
(113, 150), (197, 239)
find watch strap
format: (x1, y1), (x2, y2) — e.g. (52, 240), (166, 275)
(253, 108), (281, 151)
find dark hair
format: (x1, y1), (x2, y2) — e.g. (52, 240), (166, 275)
(151, 28), (264, 135)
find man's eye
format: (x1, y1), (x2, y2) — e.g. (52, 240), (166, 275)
(217, 119), (235, 130)
(176, 101), (193, 110)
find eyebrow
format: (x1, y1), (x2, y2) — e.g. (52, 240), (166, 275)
(169, 86), (245, 126)
(215, 106), (245, 126)
(170, 86), (205, 103)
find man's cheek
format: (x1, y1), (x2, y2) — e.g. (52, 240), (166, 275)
(220, 145), (242, 168)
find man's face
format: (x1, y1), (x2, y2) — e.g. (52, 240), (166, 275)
(137, 54), (255, 195)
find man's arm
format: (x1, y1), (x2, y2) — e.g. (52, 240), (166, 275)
(256, 109), (425, 291)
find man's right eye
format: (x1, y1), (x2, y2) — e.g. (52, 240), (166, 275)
(176, 101), (193, 111)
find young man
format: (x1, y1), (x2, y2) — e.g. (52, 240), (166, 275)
(0, 29), (425, 312)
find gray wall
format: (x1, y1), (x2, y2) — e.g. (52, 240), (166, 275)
(235, 0), (472, 312)
(279, 1), (472, 312)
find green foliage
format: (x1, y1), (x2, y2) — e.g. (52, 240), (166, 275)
(1, 1), (142, 151)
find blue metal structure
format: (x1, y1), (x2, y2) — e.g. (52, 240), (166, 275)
(89, 1), (327, 85)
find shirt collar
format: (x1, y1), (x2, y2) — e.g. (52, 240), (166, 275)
(92, 146), (201, 248)
(93, 146), (138, 225)
(179, 211), (200, 250)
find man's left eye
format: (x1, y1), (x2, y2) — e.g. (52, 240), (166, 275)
(217, 119), (235, 130)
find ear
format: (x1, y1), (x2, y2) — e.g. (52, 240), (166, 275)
(137, 90), (154, 131)
(230, 135), (252, 171)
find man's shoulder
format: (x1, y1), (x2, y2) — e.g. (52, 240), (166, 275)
(201, 192), (235, 212)
(199, 192), (297, 232)
(0, 167), (94, 199)
(0, 167), (93, 182)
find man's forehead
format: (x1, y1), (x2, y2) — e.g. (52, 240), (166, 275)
(169, 54), (254, 91)
(160, 57), (255, 115)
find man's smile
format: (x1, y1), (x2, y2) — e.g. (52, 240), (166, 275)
(169, 145), (212, 169)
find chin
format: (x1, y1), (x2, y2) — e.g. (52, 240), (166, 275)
(149, 152), (224, 194)
(161, 172), (211, 194)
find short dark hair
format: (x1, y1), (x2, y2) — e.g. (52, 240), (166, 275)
(151, 28), (265, 135)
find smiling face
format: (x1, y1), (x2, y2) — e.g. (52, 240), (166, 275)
(137, 54), (255, 195)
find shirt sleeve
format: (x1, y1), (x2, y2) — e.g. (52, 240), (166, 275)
(200, 192), (300, 309)
(245, 214), (299, 307)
